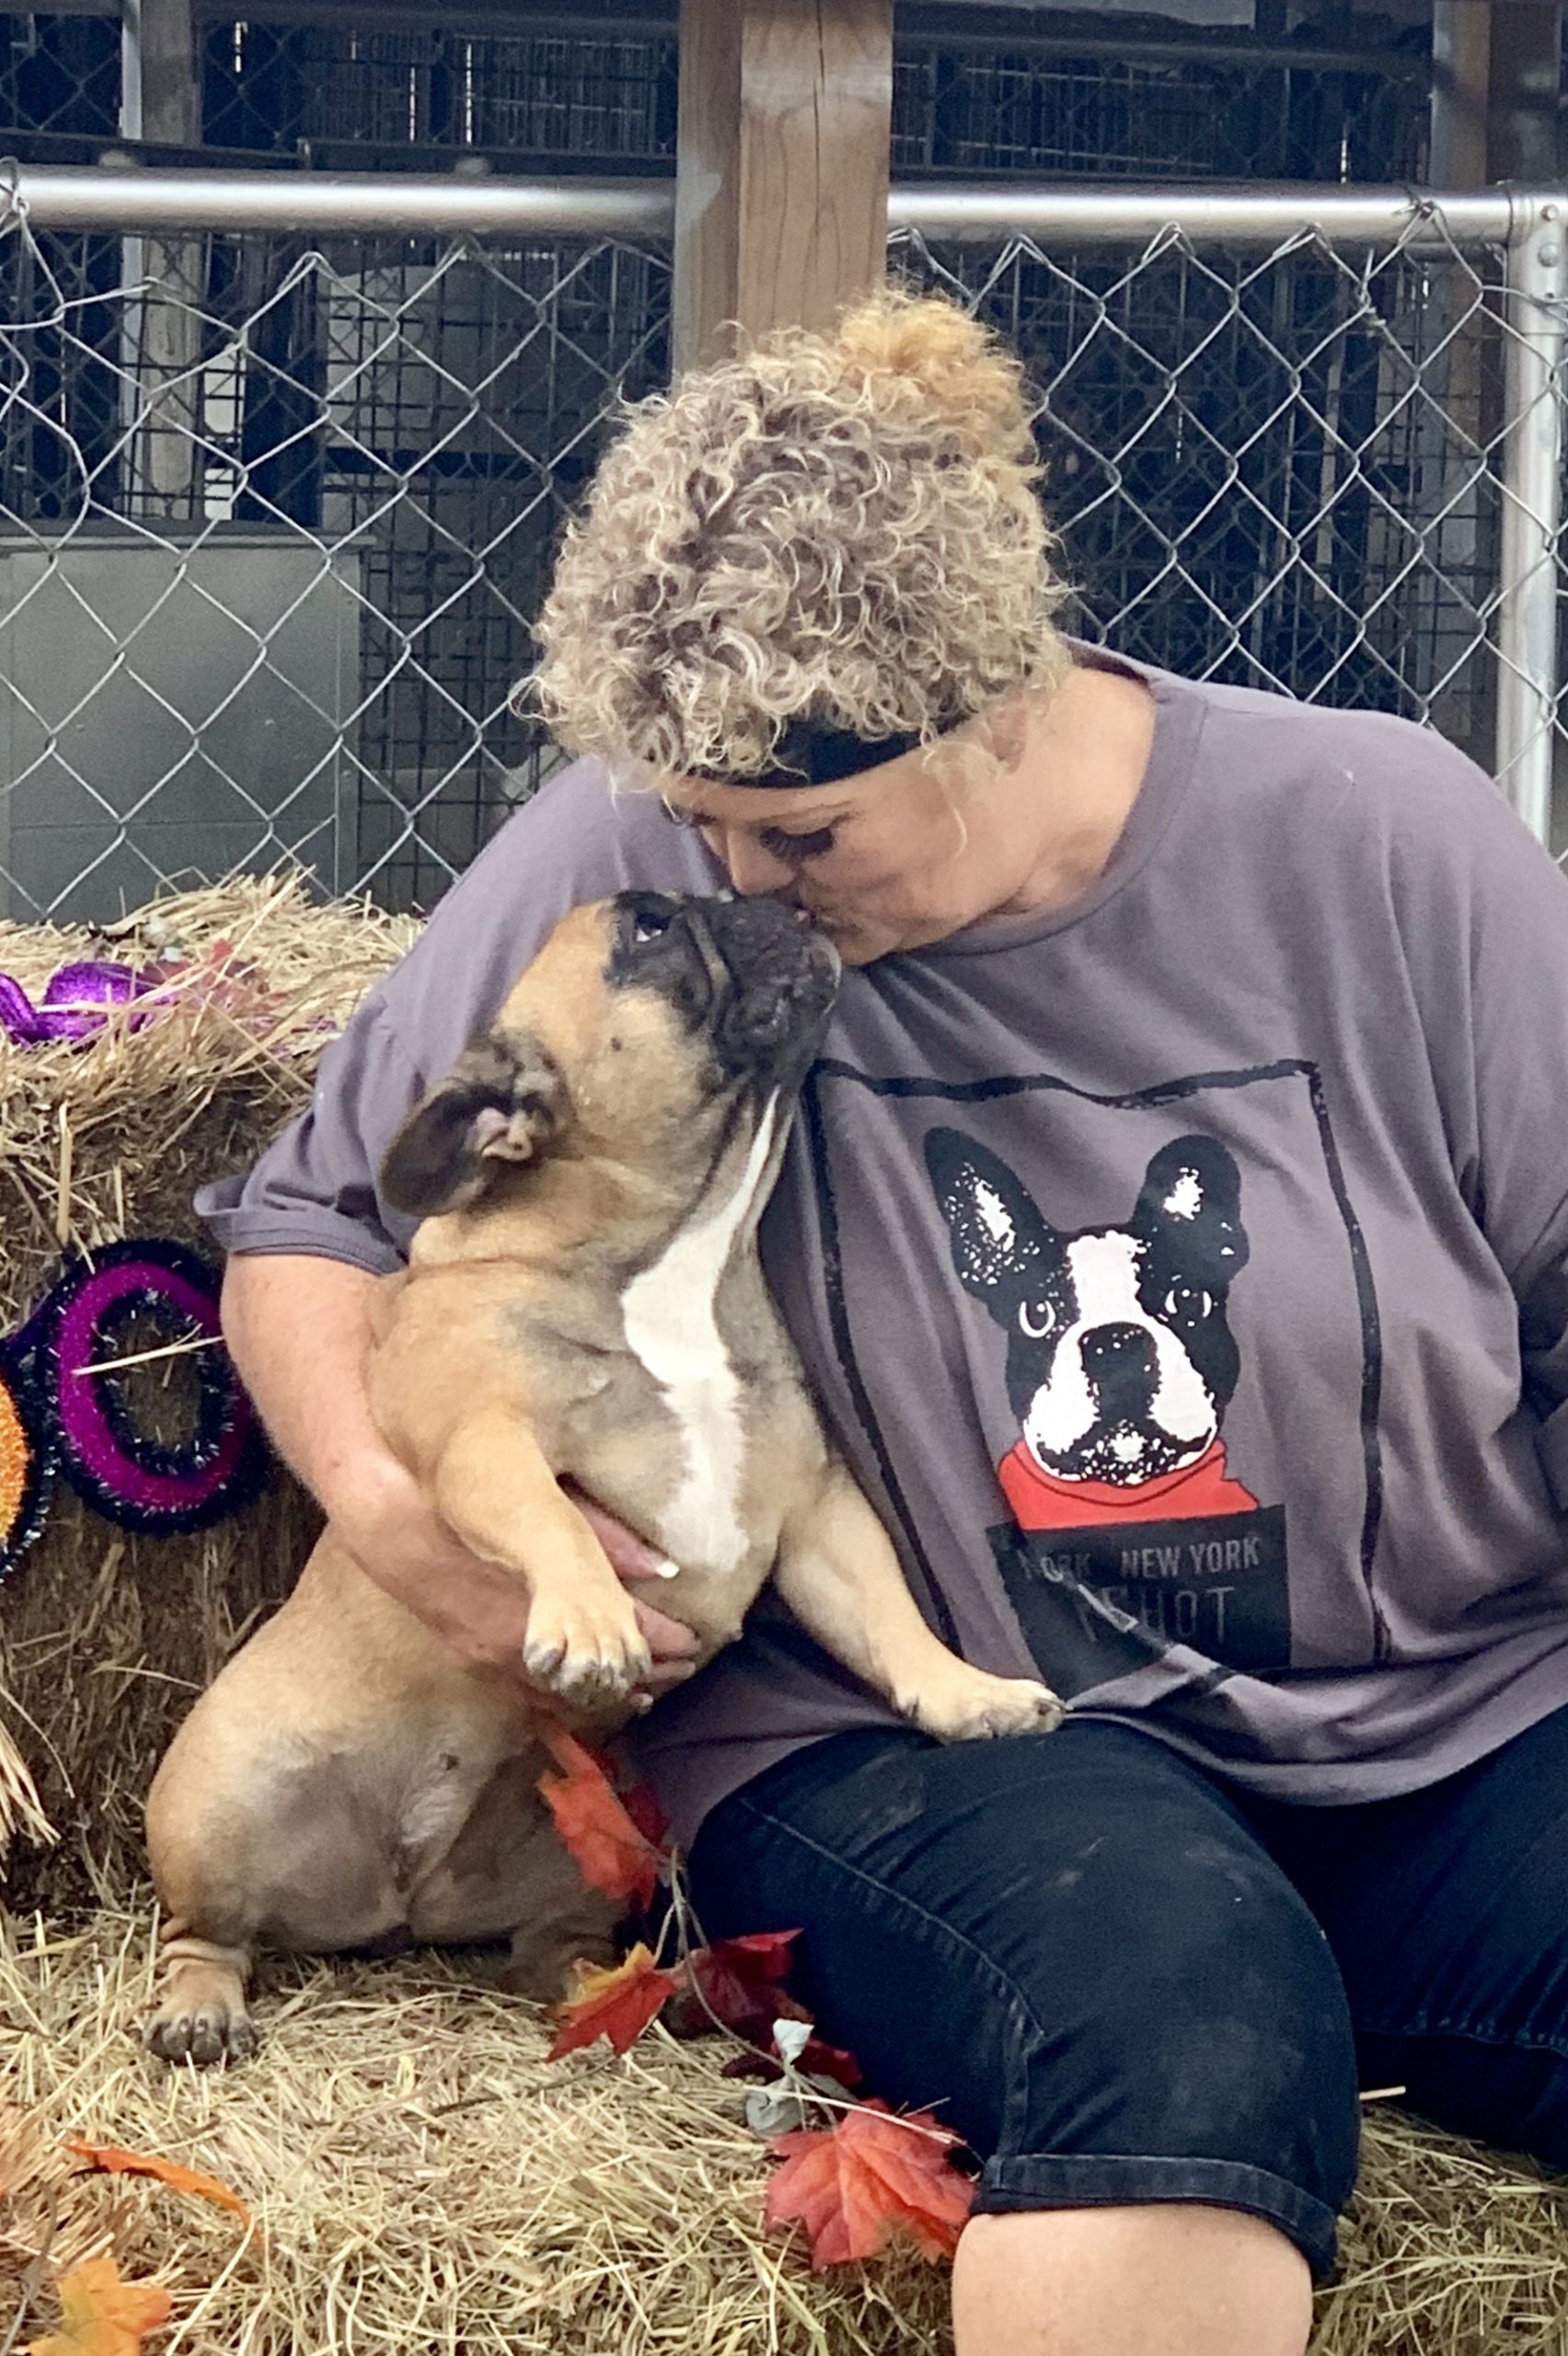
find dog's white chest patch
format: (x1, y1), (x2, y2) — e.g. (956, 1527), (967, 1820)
(619, 1098), (778, 1575)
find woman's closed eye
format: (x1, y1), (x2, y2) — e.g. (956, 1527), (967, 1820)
(758, 825), (836, 861)
(659, 800), (837, 862)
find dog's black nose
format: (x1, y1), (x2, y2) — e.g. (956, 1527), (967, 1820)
(1080, 1323), (1159, 1418)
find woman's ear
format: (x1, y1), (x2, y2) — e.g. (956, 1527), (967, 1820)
(380, 1030), (564, 1219)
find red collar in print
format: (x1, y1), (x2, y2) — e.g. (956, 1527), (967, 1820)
(998, 1437), (1261, 1532)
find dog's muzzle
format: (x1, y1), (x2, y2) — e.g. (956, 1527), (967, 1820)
(612, 891), (841, 1085)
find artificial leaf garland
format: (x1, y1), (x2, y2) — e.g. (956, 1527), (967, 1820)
(0, 962), (156, 1046)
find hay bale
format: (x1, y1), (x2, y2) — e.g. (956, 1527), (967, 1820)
(0, 880), (415, 1907)
(1, 1910), (1566, 2356)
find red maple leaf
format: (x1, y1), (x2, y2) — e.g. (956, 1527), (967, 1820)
(663, 1929), (801, 2042)
(621, 1782), (668, 1848)
(792, 2036), (862, 2088)
(547, 1943), (679, 2061)
(766, 2102), (974, 2269)
(536, 1722), (664, 1909)
(663, 1932), (865, 2086)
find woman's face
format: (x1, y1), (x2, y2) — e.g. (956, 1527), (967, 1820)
(657, 742), (1006, 966)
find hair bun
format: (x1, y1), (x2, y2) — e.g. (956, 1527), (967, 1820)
(833, 288), (1035, 465)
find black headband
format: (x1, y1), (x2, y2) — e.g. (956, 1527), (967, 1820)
(688, 715), (928, 790)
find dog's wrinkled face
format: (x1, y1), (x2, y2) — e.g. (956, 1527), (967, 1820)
(928, 1129), (1250, 1486)
(381, 893), (840, 1220)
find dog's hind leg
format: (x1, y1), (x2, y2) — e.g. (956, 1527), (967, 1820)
(144, 1646), (423, 2063)
(144, 1928), (258, 2066)
(403, 1746), (623, 2001)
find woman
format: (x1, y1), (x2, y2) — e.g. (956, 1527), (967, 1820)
(200, 292), (1568, 2356)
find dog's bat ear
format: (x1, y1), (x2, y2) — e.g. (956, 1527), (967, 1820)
(380, 1031), (564, 1219)
(924, 1126), (1057, 1318)
(1132, 1135), (1249, 1288)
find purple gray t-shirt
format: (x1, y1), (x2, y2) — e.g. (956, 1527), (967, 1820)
(197, 649), (1568, 1846)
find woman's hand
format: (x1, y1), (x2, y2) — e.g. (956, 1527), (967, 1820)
(334, 1456), (698, 1702)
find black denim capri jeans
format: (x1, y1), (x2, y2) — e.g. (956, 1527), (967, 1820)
(688, 1707), (1568, 2279)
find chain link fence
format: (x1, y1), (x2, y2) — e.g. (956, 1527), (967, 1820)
(2, 10), (1428, 180)
(900, 217), (1507, 766)
(0, 174), (1562, 923)
(0, 195), (669, 914)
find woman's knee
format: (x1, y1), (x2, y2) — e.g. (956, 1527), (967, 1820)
(951, 2205), (1314, 2356)
(691, 1728), (1362, 2257)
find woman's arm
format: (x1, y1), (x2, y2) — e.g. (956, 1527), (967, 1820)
(221, 1251), (698, 1697)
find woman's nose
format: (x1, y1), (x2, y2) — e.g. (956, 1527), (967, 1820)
(719, 828), (794, 897)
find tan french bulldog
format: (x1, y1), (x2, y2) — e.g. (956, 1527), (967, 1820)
(144, 892), (1060, 2062)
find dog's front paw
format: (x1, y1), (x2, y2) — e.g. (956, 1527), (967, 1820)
(525, 1588), (654, 1708)
(144, 1991), (258, 2067)
(904, 1669), (1064, 1743)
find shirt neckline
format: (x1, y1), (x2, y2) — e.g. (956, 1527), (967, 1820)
(903, 641), (1207, 963)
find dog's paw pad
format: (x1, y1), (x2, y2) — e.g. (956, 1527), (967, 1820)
(525, 1600), (652, 1706)
(144, 2005), (257, 2066)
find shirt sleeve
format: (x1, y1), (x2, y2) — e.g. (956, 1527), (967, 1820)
(1389, 735), (1568, 1509)
(194, 989), (423, 1275)
(1470, 825), (1568, 1510)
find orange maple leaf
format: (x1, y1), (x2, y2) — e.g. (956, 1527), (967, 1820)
(62, 2139), (253, 2233)
(765, 2101), (974, 2269)
(28, 2252), (172, 2354)
(536, 1722), (663, 1908)
(548, 1942), (679, 2061)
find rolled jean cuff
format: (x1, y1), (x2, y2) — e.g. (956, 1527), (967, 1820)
(974, 2151), (1339, 2282)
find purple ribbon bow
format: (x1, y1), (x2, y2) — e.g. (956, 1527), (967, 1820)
(0, 960), (155, 1045)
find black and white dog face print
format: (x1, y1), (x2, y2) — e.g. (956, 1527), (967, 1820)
(925, 1128), (1254, 1502)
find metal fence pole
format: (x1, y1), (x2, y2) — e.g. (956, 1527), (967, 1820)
(1497, 192), (1568, 840)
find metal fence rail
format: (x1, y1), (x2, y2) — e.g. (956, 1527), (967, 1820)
(0, 168), (1563, 924)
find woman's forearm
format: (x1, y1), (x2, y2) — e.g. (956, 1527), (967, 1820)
(219, 1252), (407, 1535)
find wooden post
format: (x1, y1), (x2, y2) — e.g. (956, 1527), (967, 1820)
(121, 0), (204, 517)
(1487, 0), (1562, 181)
(1425, 5), (1496, 768)
(1429, 1), (1491, 188)
(674, 0), (894, 373)
(133, 0), (200, 148)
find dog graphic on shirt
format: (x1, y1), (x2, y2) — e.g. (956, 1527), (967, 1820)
(926, 1128), (1259, 1532)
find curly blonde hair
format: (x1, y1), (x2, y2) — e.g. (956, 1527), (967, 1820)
(528, 288), (1072, 780)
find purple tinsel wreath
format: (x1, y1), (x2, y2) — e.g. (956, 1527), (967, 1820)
(40, 1242), (267, 1531)
(0, 961), (156, 1045)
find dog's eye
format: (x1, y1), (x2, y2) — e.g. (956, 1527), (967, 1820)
(1164, 1285), (1213, 1321)
(1020, 1299), (1056, 1339)
(633, 909), (672, 944)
